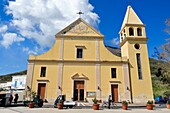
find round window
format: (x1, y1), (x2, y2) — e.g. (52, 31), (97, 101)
(134, 43), (140, 49)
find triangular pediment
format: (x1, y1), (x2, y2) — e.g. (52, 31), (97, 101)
(71, 73), (89, 80)
(56, 18), (103, 37)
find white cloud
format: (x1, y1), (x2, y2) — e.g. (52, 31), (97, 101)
(111, 37), (119, 46)
(22, 47), (38, 55)
(0, 33), (25, 48)
(0, 25), (8, 33)
(5, 0), (100, 50)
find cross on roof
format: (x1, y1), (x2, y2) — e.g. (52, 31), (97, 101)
(77, 11), (84, 18)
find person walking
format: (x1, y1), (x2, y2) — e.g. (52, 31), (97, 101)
(14, 93), (19, 104)
(8, 94), (13, 105)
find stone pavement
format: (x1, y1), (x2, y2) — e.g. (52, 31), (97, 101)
(0, 107), (170, 113)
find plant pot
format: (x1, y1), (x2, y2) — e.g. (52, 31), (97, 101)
(93, 104), (99, 110)
(28, 102), (34, 108)
(122, 104), (128, 110)
(57, 103), (63, 109)
(146, 104), (153, 110)
(167, 104), (170, 109)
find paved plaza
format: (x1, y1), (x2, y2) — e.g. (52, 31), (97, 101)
(0, 102), (169, 113)
(0, 107), (170, 113)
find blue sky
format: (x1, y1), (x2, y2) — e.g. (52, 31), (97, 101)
(0, 0), (169, 75)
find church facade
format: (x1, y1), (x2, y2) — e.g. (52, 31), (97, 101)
(26, 6), (153, 103)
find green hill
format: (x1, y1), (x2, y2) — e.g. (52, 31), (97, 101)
(0, 70), (27, 83)
(150, 58), (170, 98)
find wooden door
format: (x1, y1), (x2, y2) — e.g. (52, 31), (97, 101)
(73, 89), (78, 101)
(111, 85), (118, 102)
(80, 89), (84, 101)
(74, 81), (84, 101)
(38, 83), (46, 99)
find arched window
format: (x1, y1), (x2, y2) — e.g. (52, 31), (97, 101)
(137, 28), (142, 36)
(123, 29), (126, 37)
(121, 33), (123, 41)
(129, 28), (134, 36)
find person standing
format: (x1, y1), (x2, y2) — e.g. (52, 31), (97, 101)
(108, 95), (112, 109)
(14, 94), (19, 104)
(8, 94), (13, 105)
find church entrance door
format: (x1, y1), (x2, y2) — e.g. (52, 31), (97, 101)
(73, 81), (84, 101)
(111, 85), (118, 102)
(38, 83), (46, 99)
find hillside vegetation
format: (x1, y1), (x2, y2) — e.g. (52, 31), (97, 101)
(150, 58), (170, 97)
(0, 70), (27, 83)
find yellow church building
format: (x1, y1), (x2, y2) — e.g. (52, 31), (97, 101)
(26, 6), (153, 103)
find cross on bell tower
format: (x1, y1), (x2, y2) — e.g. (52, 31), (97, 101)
(77, 10), (84, 18)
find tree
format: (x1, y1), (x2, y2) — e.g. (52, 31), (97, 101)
(154, 18), (170, 85)
(164, 18), (170, 36)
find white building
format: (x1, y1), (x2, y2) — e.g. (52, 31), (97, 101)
(0, 83), (7, 89)
(11, 75), (26, 90)
(0, 75), (27, 102)
(0, 82), (12, 90)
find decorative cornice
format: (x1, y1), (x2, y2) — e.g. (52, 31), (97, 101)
(125, 24), (146, 27)
(119, 37), (148, 47)
(109, 81), (121, 83)
(28, 59), (128, 64)
(71, 73), (89, 80)
(55, 35), (104, 38)
(37, 79), (49, 82)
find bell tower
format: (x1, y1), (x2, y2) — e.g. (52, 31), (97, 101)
(120, 6), (153, 103)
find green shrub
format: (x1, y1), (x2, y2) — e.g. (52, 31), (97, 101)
(92, 97), (98, 104)
(147, 100), (153, 104)
(122, 101), (128, 105)
(167, 100), (170, 104)
(58, 99), (63, 103)
(164, 91), (170, 97)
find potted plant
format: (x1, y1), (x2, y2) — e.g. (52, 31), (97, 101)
(28, 91), (36, 108)
(167, 100), (170, 109)
(57, 99), (63, 109)
(92, 97), (99, 110)
(146, 100), (153, 110)
(122, 101), (128, 110)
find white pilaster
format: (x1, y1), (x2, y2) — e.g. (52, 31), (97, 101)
(123, 63), (131, 101)
(96, 63), (101, 99)
(96, 39), (100, 61)
(57, 36), (64, 96)
(25, 62), (34, 89)
(57, 63), (63, 96)
(59, 37), (64, 60)
(96, 39), (101, 99)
